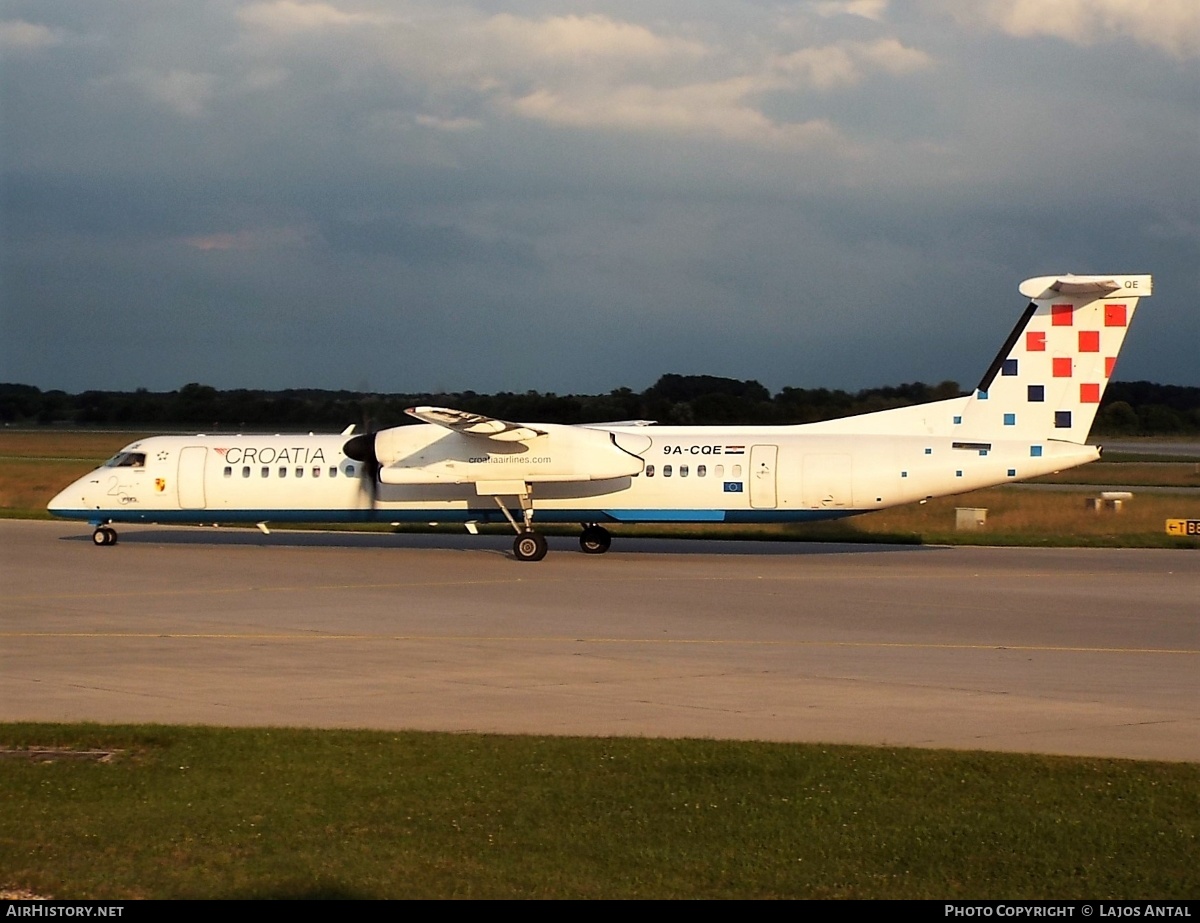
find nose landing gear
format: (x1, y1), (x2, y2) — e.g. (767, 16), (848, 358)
(91, 526), (118, 546)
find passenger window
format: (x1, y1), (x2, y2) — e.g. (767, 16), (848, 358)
(313, 467), (321, 478)
(347, 465), (356, 476)
(261, 467), (269, 478)
(663, 465), (673, 477)
(329, 467), (338, 478)
(680, 465), (688, 477)
(716, 465), (724, 477)
(296, 467), (304, 478)
(698, 465), (706, 477)
(242, 466), (250, 478)
(732, 465), (742, 477)
(279, 467), (287, 478)
(223, 466), (232, 477)
(645, 464), (655, 477)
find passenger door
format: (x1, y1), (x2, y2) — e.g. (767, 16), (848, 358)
(177, 446), (208, 510)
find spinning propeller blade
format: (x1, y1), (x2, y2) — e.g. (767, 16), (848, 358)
(342, 429), (380, 510)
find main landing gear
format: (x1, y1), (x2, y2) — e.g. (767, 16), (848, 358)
(579, 523), (611, 555)
(510, 524), (612, 561)
(491, 491), (548, 562)
(513, 531), (549, 562)
(491, 491), (613, 561)
(91, 526), (118, 546)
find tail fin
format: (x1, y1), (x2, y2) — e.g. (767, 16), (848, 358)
(955, 274), (1151, 443)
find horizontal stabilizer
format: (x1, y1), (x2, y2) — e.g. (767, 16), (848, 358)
(406, 406), (546, 443)
(1018, 274), (1150, 300)
(1049, 279), (1119, 296)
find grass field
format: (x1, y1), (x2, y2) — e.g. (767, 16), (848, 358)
(794, 488), (1199, 548)
(1031, 461), (1200, 487)
(2, 724), (1197, 900)
(3, 430), (1197, 547)
(0, 430), (154, 458)
(0, 431), (150, 515)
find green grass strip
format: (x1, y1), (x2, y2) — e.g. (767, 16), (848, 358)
(2, 725), (1197, 899)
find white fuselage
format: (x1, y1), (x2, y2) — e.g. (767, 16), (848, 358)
(48, 421), (1097, 528)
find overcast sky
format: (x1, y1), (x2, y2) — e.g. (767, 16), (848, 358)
(2, 0), (1197, 396)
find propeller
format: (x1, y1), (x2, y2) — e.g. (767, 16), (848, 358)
(343, 428), (381, 513)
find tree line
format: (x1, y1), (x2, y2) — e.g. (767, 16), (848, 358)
(1, 377), (1197, 435)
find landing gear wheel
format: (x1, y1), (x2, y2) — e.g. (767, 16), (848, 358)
(513, 531), (548, 562)
(579, 525), (611, 555)
(92, 527), (117, 546)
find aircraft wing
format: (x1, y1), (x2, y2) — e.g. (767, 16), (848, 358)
(405, 406), (547, 443)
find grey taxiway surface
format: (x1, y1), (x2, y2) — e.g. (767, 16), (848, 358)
(2, 520), (1197, 761)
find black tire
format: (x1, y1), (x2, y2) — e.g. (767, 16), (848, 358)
(513, 531), (548, 562)
(579, 525), (611, 554)
(93, 527), (116, 546)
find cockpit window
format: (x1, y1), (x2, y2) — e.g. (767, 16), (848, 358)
(104, 452), (146, 468)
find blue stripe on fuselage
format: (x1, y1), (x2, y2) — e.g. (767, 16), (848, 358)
(49, 506), (861, 526)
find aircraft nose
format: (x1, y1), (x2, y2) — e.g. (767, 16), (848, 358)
(47, 475), (95, 516)
(47, 484), (76, 514)
(47, 486), (69, 515)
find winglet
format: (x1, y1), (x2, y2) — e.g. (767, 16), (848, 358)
(405, 406), (547, 443)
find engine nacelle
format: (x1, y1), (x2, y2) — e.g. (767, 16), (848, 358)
(369, 423), (643, 485)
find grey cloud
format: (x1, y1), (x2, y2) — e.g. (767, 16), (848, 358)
(319, 215), (537, 267)
(2, 1), (1195, 394)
